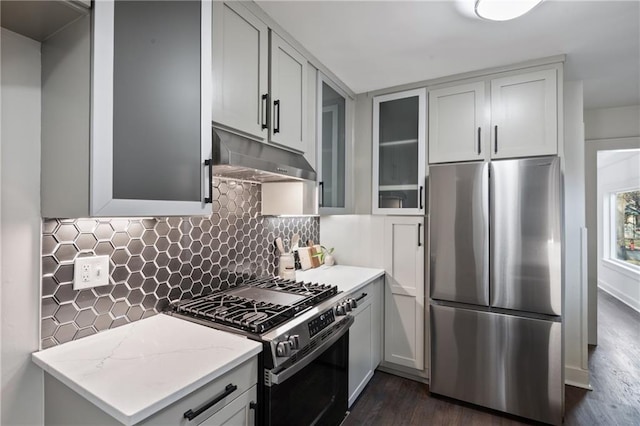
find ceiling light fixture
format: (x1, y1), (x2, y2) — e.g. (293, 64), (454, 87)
(475, 0), (543, 21)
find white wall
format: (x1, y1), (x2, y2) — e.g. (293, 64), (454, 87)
(584, 105), (640, 345)
(320, 215), (385, 268)
(597, 150), (640, 312)
(1, 29), (44, 425)
(562, 81), (589, 388)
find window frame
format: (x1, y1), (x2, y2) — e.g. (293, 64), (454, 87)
(604, 187), (640, 276)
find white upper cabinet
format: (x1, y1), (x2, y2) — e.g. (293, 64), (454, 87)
(270, 32), (308, 153)
(373, 88), (427, 215)
(212, 2), (268, 140)
(428, 82), (487, 163)
(41, 0), (212, 218)
(428, 67), (558, 164)
(490, 69), (558, 159)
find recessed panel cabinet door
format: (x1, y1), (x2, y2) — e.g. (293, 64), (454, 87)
(212, 2), (268, 140)
(490, 69), (557, 159)
(270, 31), (307, 153)
(384, 217), (425, 370)
(428, 82), (487, 163)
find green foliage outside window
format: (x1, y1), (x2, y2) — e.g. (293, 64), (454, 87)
(615, 190), (640, 267)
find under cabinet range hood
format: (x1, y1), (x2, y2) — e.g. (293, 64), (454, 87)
(212, 128), (316, 183)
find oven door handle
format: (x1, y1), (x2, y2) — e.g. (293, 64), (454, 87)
(268, 315), (354, 386)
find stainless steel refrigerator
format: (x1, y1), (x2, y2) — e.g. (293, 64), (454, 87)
(428, 156), (563, 425)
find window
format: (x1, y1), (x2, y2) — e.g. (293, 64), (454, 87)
(613, 190), (640, 267)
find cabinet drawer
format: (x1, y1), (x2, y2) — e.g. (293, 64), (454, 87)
(139, 357), (258, 425)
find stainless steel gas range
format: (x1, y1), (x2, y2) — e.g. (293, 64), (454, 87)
(168, 276), (356, 426)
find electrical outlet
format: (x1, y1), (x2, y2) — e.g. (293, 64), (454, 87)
(73, 255), (110, 290)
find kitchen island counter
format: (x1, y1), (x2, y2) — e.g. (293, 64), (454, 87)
(32, 314), (262, 425)
(296, 265), (385, 295)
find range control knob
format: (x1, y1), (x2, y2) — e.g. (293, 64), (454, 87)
(276, 341), (292, 357)
(288, 335), (300, 350)
(344, 302), (352, 312)
(347, 298), (357, 309)
(336, 304), (347, 316)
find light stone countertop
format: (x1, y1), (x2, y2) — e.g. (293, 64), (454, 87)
(296, 264), (385, 295)
(32, 314), (262, 425)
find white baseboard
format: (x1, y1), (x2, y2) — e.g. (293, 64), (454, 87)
(565, 366), (592, 390)
(598, 280), (640, 313)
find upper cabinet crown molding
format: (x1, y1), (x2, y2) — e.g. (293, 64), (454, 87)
(42, 0), (213, 218)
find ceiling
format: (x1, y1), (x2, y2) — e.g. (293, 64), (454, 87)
(256, 0), (640, 110)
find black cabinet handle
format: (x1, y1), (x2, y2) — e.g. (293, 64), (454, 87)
(477, 127), (481, 155)
(273, 100), (280, 134)
(418, 223), (422, 247)
(261, 94), (268, 130)
(204, 159), (213, 204)
(355, 292), (368, 302)
(184, 384), (237, 421)
(419, 185), (424, 210)
(494, 125), (498, 154)
(319, 181), (324, 207)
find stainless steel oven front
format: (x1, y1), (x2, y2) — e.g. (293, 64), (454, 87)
(260, 315), (352, 426)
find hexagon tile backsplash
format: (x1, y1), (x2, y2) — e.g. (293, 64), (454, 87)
(41, 179), (319, 348)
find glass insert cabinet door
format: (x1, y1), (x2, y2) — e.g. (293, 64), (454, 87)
(317, 73), (350, 213)
(372, 88), (426, 215)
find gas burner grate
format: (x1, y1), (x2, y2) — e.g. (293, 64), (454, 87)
(172, 276), (338, 334)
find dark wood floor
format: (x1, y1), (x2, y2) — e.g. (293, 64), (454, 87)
(344, 290), (640, 425)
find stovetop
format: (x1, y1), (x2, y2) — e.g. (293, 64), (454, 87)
(171, 276), (338, 334)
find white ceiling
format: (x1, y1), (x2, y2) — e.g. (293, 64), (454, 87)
(256, 0), (640, 110)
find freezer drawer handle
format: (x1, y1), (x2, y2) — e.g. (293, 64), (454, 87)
(477, 127), (481, 154)
(418, 223), (422, 247)
(494, 125), (498, 153)
(183, 383), (237, 421)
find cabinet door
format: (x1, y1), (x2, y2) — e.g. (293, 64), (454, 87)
(318, 72), (350, 214)
(384, 217), (425, 370)
(373, 88), (426, 215)
(429, 82), (487, 163)
(200, 385), (257, 426)
(212, 2), (268, 140)
(92, 0), (212, 216)
(270, 31), (307, 153)
(490, 69), (557, 159)
(348, 293), (374, 407)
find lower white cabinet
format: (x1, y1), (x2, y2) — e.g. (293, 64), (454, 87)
(348, 278), (383, 407)
(43, 357), (258, 426)
(199, 385), (257, 426)
(383, 216), (425, 371)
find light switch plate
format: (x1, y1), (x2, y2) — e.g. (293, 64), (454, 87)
(73, 255), (110, 290)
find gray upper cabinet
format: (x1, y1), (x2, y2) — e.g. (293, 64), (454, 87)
(212, 1), (268, 140)
(318, 72), (351, 214)
(212, 2), (308, 154)
(41, 0), (212, 218)
(372, 88), (427, 215)
(270, 31), (308, 153)
(428, 67), (558, 164)
(212, 2), (308, 153)
(428, 82), (487, 164)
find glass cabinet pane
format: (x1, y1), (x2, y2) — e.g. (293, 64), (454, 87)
(112, 1), (202, 202)
(320, 81), (346, 208)
(378, 96), (419, 209)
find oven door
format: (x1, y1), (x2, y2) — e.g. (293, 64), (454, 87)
(264, 316), (352, 426)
